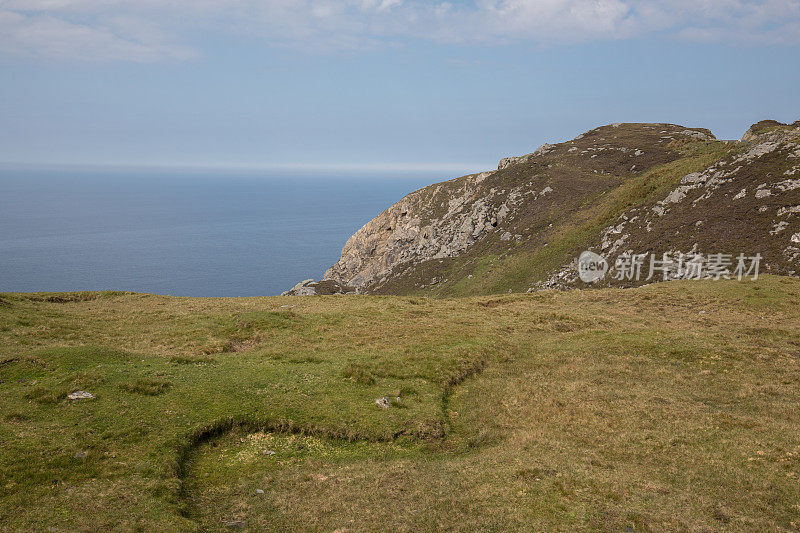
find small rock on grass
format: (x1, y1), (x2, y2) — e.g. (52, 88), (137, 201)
(375, 397), (391, 409)
(67, 391), (95, 401)
(74, 451), (87, 459)
(255, 489), (264, 494)
(261, 449), (275, 456)
(225, 520), (247, 529)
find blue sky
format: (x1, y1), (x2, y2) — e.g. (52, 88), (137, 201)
(1, 1), (799, 174)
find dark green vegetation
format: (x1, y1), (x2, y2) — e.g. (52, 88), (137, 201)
(2, 279), (799, 530)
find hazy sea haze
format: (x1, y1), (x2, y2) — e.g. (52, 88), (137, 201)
(0, 168), (436, 296)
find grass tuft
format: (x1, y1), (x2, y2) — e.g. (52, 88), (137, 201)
(120, 378), (172, 396)
(341, 363), (376, 385)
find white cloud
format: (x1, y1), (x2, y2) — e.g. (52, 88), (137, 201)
(0, 6), (195, 62)
(0, 0), (799, 62)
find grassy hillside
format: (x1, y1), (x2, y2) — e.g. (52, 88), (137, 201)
(1, 278), (800, 531)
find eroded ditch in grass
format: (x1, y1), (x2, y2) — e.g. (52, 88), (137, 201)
(176, 354), (489, 530)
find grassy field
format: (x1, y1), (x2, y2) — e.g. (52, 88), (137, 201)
(1, 277), (799, 531)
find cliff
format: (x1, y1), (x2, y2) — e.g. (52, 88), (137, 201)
(286, 120), (800, 296)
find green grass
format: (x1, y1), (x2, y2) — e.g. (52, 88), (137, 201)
(120, 378), (173, 396)
(1, 277), (799, 531)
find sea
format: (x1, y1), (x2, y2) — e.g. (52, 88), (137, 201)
(0, 167), (437, 296)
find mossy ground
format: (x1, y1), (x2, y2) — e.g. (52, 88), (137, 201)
(1, 278), (799, 531)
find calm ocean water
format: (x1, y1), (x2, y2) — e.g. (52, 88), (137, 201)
(0, 168), (434, 296)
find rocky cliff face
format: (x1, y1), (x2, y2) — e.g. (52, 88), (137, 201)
(322, 169), (506, 288)
(285, 120), (800, 296)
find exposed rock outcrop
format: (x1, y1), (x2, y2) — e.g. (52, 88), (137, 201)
(281, 279), (355, 296)
(322, 170), (511, 288)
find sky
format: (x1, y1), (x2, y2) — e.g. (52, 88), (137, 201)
(1, 0), (799, 175)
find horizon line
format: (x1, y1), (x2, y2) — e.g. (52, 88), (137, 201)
(0, 160), (496, 177)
